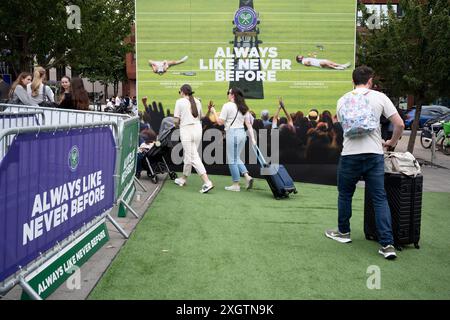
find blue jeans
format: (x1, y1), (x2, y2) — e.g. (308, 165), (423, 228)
(226, 128), (249, 182)
(337, 153), (393, 247)
(136, 152), (145, 174)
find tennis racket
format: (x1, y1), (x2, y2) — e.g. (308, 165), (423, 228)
(172, 71), (197, 76)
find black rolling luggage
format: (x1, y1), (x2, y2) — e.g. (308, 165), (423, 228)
(364, 173), (423, 249)
(253, 145), (297, 199)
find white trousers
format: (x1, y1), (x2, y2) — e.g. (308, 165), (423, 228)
(180, 123), (206, 177)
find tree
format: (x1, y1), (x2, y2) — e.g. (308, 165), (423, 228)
(358, 0), (450, 153)
(0, 0), (134, 87)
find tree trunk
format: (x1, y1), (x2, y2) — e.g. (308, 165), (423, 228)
(407, 98), (423, 153)
(114, 81), (118, 97)
(103, 83), (108, 103)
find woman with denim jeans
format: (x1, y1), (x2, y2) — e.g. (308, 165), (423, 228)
(210, 88), (257, 192)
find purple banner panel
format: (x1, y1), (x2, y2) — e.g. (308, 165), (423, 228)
(0, 127), (116, 282)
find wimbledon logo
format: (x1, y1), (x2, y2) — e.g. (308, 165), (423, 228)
(68, 146), (80, 172)
(234, 6), (258, 32)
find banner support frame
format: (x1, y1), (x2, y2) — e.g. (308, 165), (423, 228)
(106, 214), (129, 239)
(134, 176), (148, 192)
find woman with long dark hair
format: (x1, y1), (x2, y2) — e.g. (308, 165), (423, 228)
(8, 72), (32, 105)
(58, 76), (71, 104)
(59, 77), (90, 110)
(210, 87), (256, 192)
(173, 84), (214, 193)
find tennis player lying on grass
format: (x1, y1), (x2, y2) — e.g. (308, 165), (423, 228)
(296, 55), (351, 70)
(148, 56), (189, 75)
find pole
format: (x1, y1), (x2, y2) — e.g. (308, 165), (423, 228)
(431, 124), (436, 165)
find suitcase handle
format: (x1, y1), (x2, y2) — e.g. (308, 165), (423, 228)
(252, 144), (268, 167)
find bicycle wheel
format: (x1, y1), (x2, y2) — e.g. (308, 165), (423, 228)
(420, 129), (432, 149)
(441, 138), (450, 155)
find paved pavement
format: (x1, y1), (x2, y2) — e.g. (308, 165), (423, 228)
(356, 131), (450, 193)
(390, 130), (450, 193)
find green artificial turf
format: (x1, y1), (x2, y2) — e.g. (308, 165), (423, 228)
(136, 0), (356, 115)
(89, 174), (450, 300)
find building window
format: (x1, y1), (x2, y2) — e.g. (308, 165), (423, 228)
(56, 65), (66, 81)
(357, 4), (399, 27)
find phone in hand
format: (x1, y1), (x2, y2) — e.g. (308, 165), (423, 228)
(207, 100), (215, 111)
(278, 97), (285, 109)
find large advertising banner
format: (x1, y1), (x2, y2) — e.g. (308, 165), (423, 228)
(136, 0), (356, 114)
(136, 0), (357, 184)
(0, 127), (116, 283)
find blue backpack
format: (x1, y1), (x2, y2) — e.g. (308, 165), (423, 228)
(339, 90), (378, 138)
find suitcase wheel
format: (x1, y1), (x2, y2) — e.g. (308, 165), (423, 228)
(414, 243), (420, 249)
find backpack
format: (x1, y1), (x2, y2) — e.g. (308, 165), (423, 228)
(338, 90), (378, 138)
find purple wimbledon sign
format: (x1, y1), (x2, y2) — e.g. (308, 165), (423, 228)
(0, 127), (116, 282)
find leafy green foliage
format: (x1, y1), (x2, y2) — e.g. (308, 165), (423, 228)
(358, 0), (450, 152)
(0, 0), (134, 87)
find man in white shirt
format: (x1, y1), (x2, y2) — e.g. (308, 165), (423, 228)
(325, 66), (405, 260)
(296, 55), (351, 70)
(148, 56), (188, 75)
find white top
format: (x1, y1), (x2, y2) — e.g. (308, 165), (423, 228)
(26, 83), (55, 106)
(337, 88), (398, 156)
(153, 61), (168, 73)
(302, 58), (325, 68)
(219, 102), (250, 131)
(174, 97), (202, 127)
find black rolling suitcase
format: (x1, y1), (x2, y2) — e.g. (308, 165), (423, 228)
(364, 173), (423, 249)
(253, 145), (297, 199)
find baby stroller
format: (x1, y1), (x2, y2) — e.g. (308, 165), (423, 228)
(142, 119), (178, 183)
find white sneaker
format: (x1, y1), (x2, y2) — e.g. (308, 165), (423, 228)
(174, 178), (186, 186)
(200, 182), (214, 194)
(245, 177), (254, 190)
(179, 56), (188, 63)
(341, 62), (351, 68)
(225, 185), (240, 192)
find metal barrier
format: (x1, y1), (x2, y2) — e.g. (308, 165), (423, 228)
(0, 111), (46, 159)
(0, 111), (46, 128)
(115, 117), (142, 218)
(0, 103), (129, 127)
(0, 122), (128, 300)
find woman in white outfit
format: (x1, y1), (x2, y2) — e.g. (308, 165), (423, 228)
(210, 87), (257, 192)
(173, 84), (214, 193)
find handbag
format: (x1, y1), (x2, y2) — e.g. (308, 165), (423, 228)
(38, 85), (58, 108)
(384, 152), (421, 177)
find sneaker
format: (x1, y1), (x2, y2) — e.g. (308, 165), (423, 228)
(245, 177), (254, 190)
(225, 185), (240, 192)
(378, 245), (397, 260)
(200, 182), (214, 194)
(174, 178), (186, 186)
(325, 229), (352, 243)
(342, 62), (352, 68)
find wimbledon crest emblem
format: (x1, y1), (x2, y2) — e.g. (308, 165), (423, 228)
(68, 146), (80, 172)
(234, 6), (258, 32)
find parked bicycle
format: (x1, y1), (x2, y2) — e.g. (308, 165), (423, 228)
(420, 113), (450, 155)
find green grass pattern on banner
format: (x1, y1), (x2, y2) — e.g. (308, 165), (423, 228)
(135, 0), (357, 115)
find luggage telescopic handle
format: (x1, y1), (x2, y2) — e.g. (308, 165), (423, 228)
(252, 144), (268, 167)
